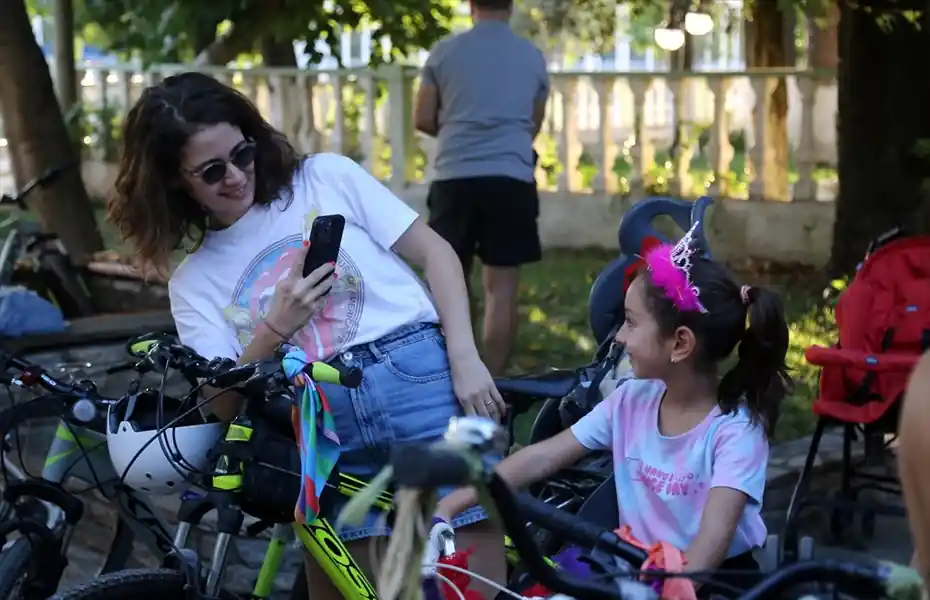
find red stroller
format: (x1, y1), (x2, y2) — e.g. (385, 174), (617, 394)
(782, 232), (930, 558)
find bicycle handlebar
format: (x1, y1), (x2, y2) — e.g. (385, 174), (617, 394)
(0, 353), (97, 397)
(0, 161), (80, 209)
(122, 332), (363, 390)
(0, 351), (108, 438)
(390, 417), (924, 600)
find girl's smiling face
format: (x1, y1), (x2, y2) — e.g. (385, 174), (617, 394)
(615, 276), (674, 379)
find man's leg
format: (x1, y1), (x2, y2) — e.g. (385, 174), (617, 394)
(480, 265), (519, 376)
(476, 177), (542, 376)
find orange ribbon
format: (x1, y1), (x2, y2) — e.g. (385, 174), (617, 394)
(615, 526), (697, 600)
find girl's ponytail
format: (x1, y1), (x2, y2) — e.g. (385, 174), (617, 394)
(718, 286), (793, 436)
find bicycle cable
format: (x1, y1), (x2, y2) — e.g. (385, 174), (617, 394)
(119, 352), (318, 495)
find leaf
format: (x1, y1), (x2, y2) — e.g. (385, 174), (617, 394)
(77, 0), (457, 65)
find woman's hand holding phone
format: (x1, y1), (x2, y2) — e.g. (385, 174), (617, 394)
(265, 244), (335, 338)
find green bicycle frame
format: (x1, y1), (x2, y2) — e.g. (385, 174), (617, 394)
(244, 470), (527, 600)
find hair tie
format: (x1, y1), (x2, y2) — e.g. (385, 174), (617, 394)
(740, 285), (752, 306)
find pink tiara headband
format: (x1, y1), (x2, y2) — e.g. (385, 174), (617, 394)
(643, 221), (708, 313)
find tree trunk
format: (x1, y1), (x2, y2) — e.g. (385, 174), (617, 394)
(830, 1), (930, 273)
(260, 37), (297, 67)
(782, 5), (797, 66)
(190, 20), (221, 58)
(745, 0), (790, 202)
(193, 2), (285, 66)
(51, 0), (77, 112)
(809, 3), (839, 72)
(0, 0), (104, 262)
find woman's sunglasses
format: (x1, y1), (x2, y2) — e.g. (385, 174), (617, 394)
(185, 140), (257, 185)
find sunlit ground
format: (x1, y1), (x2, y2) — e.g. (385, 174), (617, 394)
(470, 249), (836, 443)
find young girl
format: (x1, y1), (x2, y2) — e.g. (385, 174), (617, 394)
(432, 223), (792, 585)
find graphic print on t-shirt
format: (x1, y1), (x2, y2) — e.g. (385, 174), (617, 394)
(628, 457), (708, 497)
(222, 224), (364, 360)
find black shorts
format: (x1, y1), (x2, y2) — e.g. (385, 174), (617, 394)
(427, 176), (541, 271)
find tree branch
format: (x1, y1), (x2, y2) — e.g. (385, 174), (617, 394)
(193, 2), (284, 65)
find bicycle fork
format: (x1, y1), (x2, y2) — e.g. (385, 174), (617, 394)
(170, 495), (243, 598)
(166, 414), (255, 598)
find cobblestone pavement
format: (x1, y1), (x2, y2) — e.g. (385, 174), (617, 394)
(0, 343), (915, 598)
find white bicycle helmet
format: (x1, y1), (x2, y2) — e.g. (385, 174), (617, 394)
(106, 389), (225, 495)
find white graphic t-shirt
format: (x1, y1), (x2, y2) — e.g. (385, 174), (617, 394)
(169, 153), (440, 362)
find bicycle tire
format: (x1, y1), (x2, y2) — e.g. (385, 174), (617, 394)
(50, 569), (185, 600)
(49, 568), (238, 600)
(0, 537), (36, 599)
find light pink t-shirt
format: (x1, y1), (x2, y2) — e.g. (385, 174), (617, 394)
(570, 378), (768, 557)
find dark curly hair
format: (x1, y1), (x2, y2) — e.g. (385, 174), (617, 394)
(640, 259), (792, 436)
(109, 72), (302, 268)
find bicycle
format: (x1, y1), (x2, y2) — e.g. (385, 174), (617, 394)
(48, 414), (926, 600)
(0, 163), (176, 350)
(0, 162), (97, 320)
(40, 336), (578, 600)
(0, 345), (195, 598)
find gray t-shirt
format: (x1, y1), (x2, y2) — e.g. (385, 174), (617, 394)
(422, 21), (549, 183)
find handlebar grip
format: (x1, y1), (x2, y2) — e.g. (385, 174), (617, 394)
(307, 361), (362, 388)
(128, 339), (159, 356)
(3, 355), (33, 372)
(391, 444), (472, 488)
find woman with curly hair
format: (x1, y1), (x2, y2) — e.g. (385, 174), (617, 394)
(109, 72), (506, 597)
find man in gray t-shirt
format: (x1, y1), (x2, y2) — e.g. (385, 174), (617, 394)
(414, 0), (549, 377)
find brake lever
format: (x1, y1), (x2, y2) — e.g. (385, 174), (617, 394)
(207, 363), (256, 389)
(239, 361), (288, 396)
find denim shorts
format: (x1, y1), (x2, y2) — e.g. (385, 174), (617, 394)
(318, 322), (487, 541)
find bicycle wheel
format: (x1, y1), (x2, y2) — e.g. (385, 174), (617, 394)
(50, 569), (185, 600)
(0, 537), (35, 599)
(50, 569), (237, 600)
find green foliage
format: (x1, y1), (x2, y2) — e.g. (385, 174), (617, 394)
(64, 102), (123, 161)
(513, 0), (618, 54)
(75, 0), (458, 65)
(536, 125), (838, 199)
(623, 2), (665, 54)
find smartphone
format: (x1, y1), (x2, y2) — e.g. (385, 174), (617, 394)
(303, 214), (345, 279)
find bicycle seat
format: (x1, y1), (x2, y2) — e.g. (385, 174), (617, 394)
(495, 370), (579, 410)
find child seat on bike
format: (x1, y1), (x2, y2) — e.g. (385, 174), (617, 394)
(784, 231), (930, 553)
